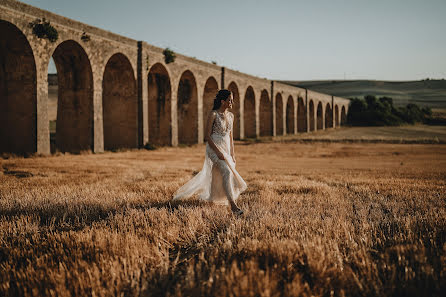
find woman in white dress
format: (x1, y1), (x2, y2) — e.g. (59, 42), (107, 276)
(172, 89), (247, 215)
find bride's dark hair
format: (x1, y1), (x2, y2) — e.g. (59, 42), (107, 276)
(212, 89), (232, 110)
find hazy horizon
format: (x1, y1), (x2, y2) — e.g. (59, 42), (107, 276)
(22, 0), (446, 81)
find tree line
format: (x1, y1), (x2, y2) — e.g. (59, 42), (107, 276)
(347, 95), (443, 126)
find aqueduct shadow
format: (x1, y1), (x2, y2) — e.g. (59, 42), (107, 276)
(341, 106), (347, 125)
(316, 102), (323, 130)
(335, 105), (340, 127)
(244, 86), (256, 138)
(259, 89), (272, 136)
(298, 97), (306, 132)
(177, 70), (198, 144)
(148, 63), (171, 146)
(103, 53), (138, 150)
(0, 20), (37, 154)
(286, 96), (294, 134)
(52, 40), (93, 153)
(228, 82), (241, 139)
(202, 76), (218, 140)
(325, 103), (333, 128)
(309, 100), (315, 131)
(275, 93), (283, 136)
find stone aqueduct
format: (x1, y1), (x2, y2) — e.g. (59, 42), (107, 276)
(0, 0), (350, 155)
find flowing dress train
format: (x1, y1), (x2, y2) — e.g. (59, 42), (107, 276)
(172, 110), (247, 205)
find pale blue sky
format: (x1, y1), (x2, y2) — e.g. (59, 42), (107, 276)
(22, 0), (446, 81)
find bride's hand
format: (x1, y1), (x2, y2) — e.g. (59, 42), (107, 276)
(232, 156), (236, 164)
(217, 151), (225, 160)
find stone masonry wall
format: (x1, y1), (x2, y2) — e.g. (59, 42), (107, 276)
(0, 0), (350, 154)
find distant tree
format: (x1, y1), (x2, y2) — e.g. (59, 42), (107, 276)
(379, 96), (393, 106)
(347, 95), (432, 126)
(347, 98), (367, 125)
(399, 104), (425, 124)
(421, 106), (432, 117)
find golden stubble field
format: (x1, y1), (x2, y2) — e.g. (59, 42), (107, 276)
(0, 141), (445, 296)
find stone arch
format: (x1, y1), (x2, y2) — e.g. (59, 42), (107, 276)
(341, 106), (347, 125)
(309, 100), (315, 131)
(47, 57), (57, 151)
(286, 95), (294, 134)
(316, 102), (323, 130)
(0, 20), (37, 154)
(203, 76), (219, 140)
(259, 89), (272, 136)
(228, 82), (241, 139)
(51, 40), (94, 153)
(244, 86), (256, 138)
(297, 97), (306, 132)
(148, 63), (171, 146)
(325, 103), (333, 128)
(335, 105), (340, 127)
(275, 93), (283, 136)
(103, 53), (138, 150)
(177, 70), (198, 144)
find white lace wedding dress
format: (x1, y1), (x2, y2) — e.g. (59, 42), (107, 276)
(173, 110), (247, 205)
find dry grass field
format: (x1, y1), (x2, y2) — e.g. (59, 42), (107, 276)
(1, 140), (445, 296)
(271, 125), (446, 144)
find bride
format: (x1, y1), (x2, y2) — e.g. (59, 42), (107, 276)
(172, 89), (247, 215)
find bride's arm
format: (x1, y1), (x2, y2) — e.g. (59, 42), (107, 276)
(230, 129), (236, 164)
(205, 111), (225, 160)
(230, 114), (236, 163)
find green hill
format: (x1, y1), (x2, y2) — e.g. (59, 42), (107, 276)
(280, 79), (446, 109)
